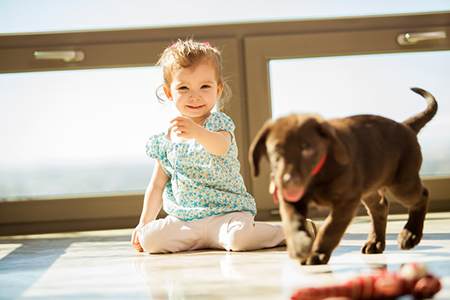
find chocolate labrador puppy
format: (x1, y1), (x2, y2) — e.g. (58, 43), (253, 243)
(250, 88), (437, 265)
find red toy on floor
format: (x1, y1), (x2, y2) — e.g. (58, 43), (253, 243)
(291, 263), (441, 300)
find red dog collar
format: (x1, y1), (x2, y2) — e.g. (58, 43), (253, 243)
(311, 153), (327, 176)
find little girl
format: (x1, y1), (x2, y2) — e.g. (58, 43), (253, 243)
(131, 39), (312, 254)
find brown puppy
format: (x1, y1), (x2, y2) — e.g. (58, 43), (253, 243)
(249, 88), (437, 265)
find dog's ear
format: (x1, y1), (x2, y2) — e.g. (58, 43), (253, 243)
(319, 121), (349, 165)
(249, 120), (273, 177)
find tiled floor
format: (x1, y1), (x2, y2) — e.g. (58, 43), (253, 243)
(1, 212), (449, 299)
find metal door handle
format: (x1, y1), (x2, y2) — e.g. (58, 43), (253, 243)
(397, 31), (447, 45)
(33, 50), (85, 62)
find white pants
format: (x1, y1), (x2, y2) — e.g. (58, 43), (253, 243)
(138, 212), (285, 254)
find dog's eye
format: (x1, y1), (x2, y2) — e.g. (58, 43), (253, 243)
(300, 142), (311, 150)
(273, 154), (282, 162)
(300, 142), (315, 156)
(272, 145), (284, 159)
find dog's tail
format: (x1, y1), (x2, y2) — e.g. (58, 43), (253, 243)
(403, 87), (438, 134)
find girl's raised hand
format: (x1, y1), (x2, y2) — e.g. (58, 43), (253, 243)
(170, 116), (204, 140)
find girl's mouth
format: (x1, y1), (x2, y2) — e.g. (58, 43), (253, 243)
(186, 105), (205, 109)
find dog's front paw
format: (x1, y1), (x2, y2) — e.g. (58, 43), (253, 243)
(301, 252), (329, 265)
(362, 238), (385, 254)
(286, 230), (313, 260)
(398, 228), (422, 249)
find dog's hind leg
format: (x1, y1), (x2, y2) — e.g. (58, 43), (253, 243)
(388, 177), (429, 250)
(361, 191), (389, 254)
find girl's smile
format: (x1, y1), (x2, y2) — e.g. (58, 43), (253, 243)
(186, 104), (206, 109)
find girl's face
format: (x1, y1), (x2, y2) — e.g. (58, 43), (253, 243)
(163, 60), (223, 124)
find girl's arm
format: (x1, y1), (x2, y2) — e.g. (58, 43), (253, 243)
(195, 129), (231, 156)
(138, 161), (169, 225)
(170, 116), (231, 156)
(131, 161), (168, 251)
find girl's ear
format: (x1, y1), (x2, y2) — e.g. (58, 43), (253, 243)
(217, 82), (224, 98)
(163, 84), (172, 100)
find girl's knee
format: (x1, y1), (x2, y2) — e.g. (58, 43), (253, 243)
(218, 212), (255, 251)
(138, 219), (174, 254)
(139, 228), (162, 253)
(226, 223), (254, 251)
(139, 217), (202, 254)
(221, 217), (287, 251)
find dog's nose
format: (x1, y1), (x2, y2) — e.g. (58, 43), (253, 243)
(282, 173), (292, 184)
(282, 173), (301, 185)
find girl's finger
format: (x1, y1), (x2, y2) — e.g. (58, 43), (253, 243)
(131, 229), (141, 244)
(170, 117), (185, 125)
(133, 243), (143, 252)
(171, 124), (185, 131)
(132, 236), (140, 247)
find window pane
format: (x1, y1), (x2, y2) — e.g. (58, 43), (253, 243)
(1, 0), (449, 34)
(0, 67), (175, 200)
(269, 51), (450, 177)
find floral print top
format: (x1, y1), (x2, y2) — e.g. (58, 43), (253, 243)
(146, 112), (256, 221)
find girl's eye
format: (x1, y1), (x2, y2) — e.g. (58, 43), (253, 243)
(177, 86), (188, 92)
(201, 85), (211, 89)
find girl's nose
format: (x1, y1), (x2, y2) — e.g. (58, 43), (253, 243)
(189, 91), (201, 101)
